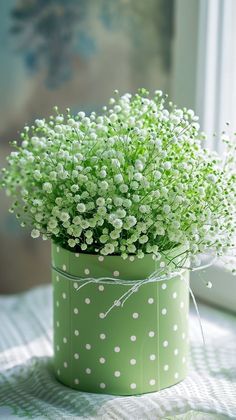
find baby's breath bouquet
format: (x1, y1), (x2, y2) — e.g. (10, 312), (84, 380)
(3, 89), (236, 395)
(2, 89), (236, 273)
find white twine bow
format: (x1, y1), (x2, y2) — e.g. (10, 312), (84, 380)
(52, 254), (216, 344)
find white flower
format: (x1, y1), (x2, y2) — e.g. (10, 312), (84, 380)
(96, 197), (105, 207)
(114, 174), (123, 184)
(112, 218), (123, 229)
(34, 170), (42, 180)
(116, 208), (126, 218)
(59, 212), (70, 222)
(31, 229), (40, 238)
(113, 197), (123, 207)
(76, 203), (86, 213)
(163, 161), (172, 170)
(68, 239), (76, 247)
(43, 182), (52, 193)
(133, 173), (142, 181)
(99, 181), (109, 190)
(126, 216), (137, 228)
(139, 235), (148, 244)
(153, 171), (162, 180)
(119, 184), (128, 193)
(100, 169), (107, 178)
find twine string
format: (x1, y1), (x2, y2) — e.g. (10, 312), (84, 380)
(52, 254), (215, 344)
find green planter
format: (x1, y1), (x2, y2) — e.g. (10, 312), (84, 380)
(52, 242), (189, 395)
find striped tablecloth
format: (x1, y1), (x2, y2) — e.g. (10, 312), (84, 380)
(0, 285), (235, 419)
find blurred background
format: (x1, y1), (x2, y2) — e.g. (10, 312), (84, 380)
(0, 0), (236, 299)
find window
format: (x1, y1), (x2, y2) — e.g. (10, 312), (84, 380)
(173, 0), (236, 312)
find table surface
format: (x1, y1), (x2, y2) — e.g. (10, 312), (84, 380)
(0, 285), (235, 419)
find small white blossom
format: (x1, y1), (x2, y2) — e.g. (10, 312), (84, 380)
(31, 229), (40, 238)
(76, 203), (86, 213)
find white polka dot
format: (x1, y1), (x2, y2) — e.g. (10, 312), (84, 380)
(130, 359), (136, 365)
(56, 345), (60, 351)
(56, 301), (59, 308)
(98, 285), (104, 291)
(130, 383), (136, 389)
(174, 372), (179, 379)
(161, 308), (167, 315)
(172, 292), (177, 299)
(148, 298), (154, 304)
(174, 348), (179, 356)
(173, 324), (178, 331)
(56, 321), (60, 327)
(84, 268), (90, 275)
(163, 340), (168, 347)
(74, 378), (79, 384)
(182, 332), (186, 340)
(63, 337), (67, 344)
(73, 308), (79, 314)
(100, 333), (106, 340)
(57, 246), (60, 253)
(73, 282), (78, 289)
(57, 369), (60, 376)
(100, 383), (106, 389)
(98, 256), (104, 262)
(132, 312), (139, 319)
(74, 353), (79, 359)
(62, 292), (66, 299)
(62, 264), (66, 271)
(130, 335), (136, 342)
(85, 298), (91, 304)
(99, 357), (106, 364)
(161, 283), (167, 290)
(74, 330), (79, 336)
(129, 256), (135, 262)
(86, 368), (91, 374)
(182, 357), (186, 364)
(75, 253), (80, 257)
(85, 344), (91, 350)
(99, 312), (105, 319)
(114, 300), (121, 306)
(114, 346), (120, 352)
(149, 331), (155, 338)
(180, 301), (184, 308)
(114, 371), (121, 377)
(113, 270), (120, 277)
(150, 354), (156, 361)
(164, 364), (169, 371)
(64, 362), (68, 368)
(149, 379), (156, 386)
(56, 275), (59, 282)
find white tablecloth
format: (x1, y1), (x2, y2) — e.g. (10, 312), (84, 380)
(0, 285), (235, 419)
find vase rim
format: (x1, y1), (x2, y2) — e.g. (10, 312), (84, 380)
(52, 241), (187, 260)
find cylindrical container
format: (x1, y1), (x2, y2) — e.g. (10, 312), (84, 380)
(52, 242), (189, 395)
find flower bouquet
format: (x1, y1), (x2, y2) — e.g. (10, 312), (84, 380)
(2, 89), (236, 395)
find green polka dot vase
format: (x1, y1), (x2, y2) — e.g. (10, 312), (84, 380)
(52, 242), (189, 395)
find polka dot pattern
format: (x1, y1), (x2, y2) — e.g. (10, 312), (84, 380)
(52, 243), (189, 395)
(114, 371), (121, 377)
